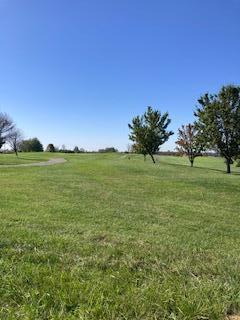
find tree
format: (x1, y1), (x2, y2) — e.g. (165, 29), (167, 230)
(46, 144), (55, 152)
(74, 146), (79, 153)
(0, 112), (15, 150)
(195, 85), (240, 173)
(128, 106), (173, 163)
(20, 138), (44, 152)
(8, 129), (23, 156)
(175, 123), (204, 167)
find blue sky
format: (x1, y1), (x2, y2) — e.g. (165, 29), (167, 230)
(0, 0), (239, 151)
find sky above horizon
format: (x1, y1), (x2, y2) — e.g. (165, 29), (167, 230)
(0, 0), (240, 151)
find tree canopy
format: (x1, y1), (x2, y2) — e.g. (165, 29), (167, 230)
(46, 144), (56, 152)
(20, 138), (44, 152)
(195, 85), (240, 173)
(128, 106), (173, 163)
(175, 123), (204, 167)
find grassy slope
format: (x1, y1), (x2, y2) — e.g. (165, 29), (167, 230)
(0, 153), (240, 319)
(0, 152), (58, 165)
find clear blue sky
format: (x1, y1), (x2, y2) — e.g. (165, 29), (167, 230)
(0, 0), (239, 151)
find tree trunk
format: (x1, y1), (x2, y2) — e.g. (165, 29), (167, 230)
(149, 153), (156, 164)
(189, 154), (194, 167)
(226, 159), (231, 174)
(14, 148), (18, 157)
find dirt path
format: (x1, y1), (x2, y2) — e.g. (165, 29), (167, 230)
(0, 158), (67, 168)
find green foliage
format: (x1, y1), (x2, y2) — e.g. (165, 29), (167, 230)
(195, 85), (240, 173)
(236, 158), (240, 167)
(132, 143), (148, 160)
(20, 137), (44, 152)
(129, 106), (173, 163)
(176, 123), (204, 167)
(46, 143), (55, 152)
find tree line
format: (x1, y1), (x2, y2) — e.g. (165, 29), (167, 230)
(129, 85), (240, 173)
(1, 84), (240, 173)
(0, 116), (116, 155)
(0, 113), (44, 155)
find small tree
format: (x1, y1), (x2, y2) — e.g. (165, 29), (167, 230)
(46, 144), (55, 152)
(175, 123), (204, 167)
(8, 129), (23, 156)
(195, 85), (240, 173)
(128, 106), (173, 163)
(74, 146), (79, 153)
(0, 112), (15, 150)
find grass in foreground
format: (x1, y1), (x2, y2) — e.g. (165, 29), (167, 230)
(0, 153), (240, 319)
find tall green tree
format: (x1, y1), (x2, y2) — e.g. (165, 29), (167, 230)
(128, 106), (173, 163)
(195, 85), (240, 173)
(175, 123), (204, 167)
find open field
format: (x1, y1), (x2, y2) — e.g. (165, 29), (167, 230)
(0, 153), (240, 319)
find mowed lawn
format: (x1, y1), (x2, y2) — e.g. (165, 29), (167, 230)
(0, 153), (240, 319)
(0, 152), (59, 165)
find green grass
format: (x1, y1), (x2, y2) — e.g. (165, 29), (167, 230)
(0, 152), (240, 319)
(0, 152), (56, 165)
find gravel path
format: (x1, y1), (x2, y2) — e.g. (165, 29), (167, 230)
(0, 158), (67, 168)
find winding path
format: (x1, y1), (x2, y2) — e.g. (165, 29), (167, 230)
(0, 158), (67, 168)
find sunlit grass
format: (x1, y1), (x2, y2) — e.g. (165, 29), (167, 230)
(0, 153), (239, 319)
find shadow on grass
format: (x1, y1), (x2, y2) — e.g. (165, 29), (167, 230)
(17, 157), (47, 162)
(158, 159), (240, 175)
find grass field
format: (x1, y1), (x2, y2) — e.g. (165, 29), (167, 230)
(0, 152), (240, 319)
(0, 152), (55, 165)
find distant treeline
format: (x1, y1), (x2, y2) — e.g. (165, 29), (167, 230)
(156, 151), (220, 157)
